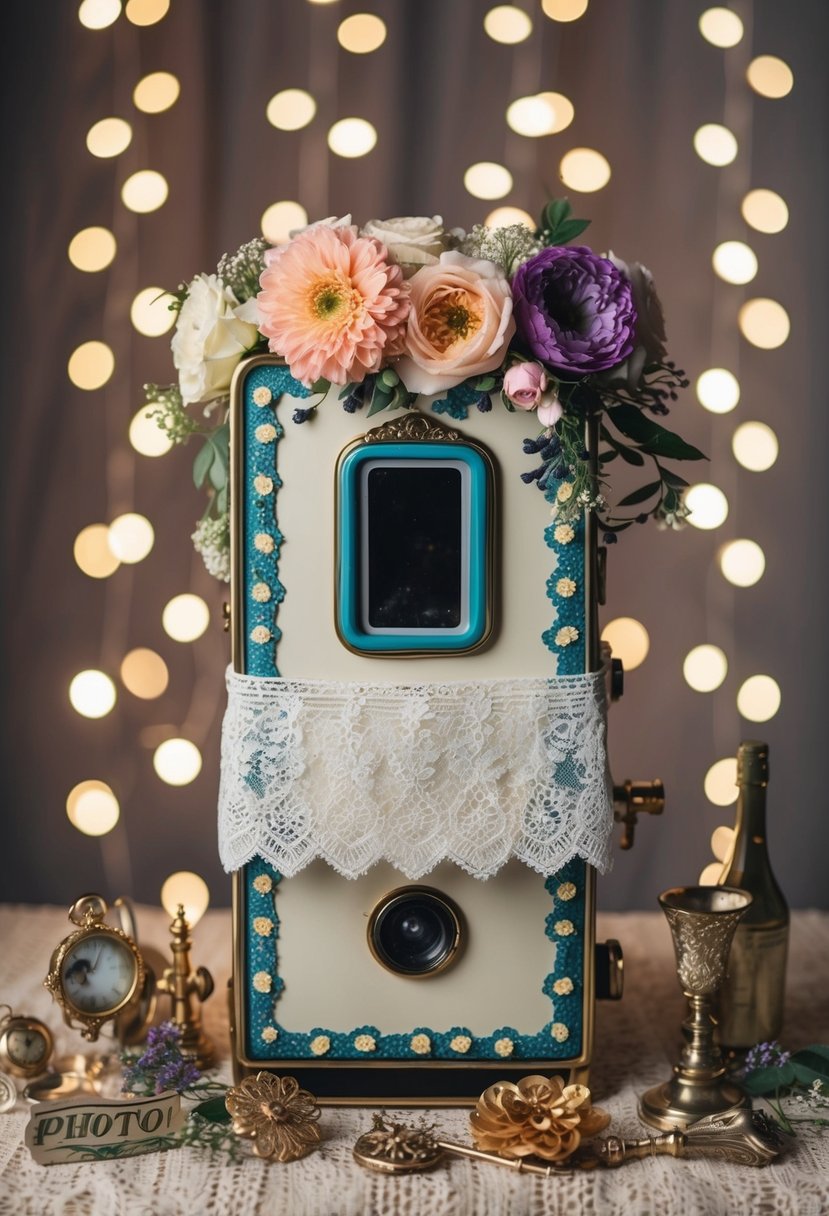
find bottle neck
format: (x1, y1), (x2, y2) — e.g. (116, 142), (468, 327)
(725, 779), (787, 920)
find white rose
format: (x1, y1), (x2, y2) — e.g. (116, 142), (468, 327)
(600, 252), (668, 390)
(361, 216), (447, 277)
(171, 273), (260, 406)
(289, 214), (353, 239)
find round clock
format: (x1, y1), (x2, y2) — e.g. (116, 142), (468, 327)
(0, 1009), (54, 1078)
(45, 895), (145, 1042)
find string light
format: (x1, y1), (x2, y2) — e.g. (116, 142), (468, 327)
(68, 226), (117, 272)
(483, 5), (533, 43)
(464, 162), (513, 200)
(741, 188), (788, 234)
(747, 55), (794, 99)
(683, 644), (728, 692)
(162, 594), (210, 642)
(74, 524), (120, 578)
(541, 0), (588, 21)
(124, 0), (169, 25)
(737, 675), (781, 722)
(68, 341), (114, 390)
(160, 872), (210, 924)
(506, 95), (557, 138)
(131, 287), (176, 337)
(693, 123), (738, 166)
(559, 148), (610, 192)
(153, 738), (203, 786)
(698, 7), (743, 48)
(86, 117), (132, 159)
(66, 781), (120, 835)
(711, 825), (736, 863)
(78, 0), (121, 29)
(109, 513), (154, 564)
(337, 13), (387, 52)
(600, 617), (649, 670)
(133, 71), (180, 113)
(538, 92), (575, 134)
(266, 89), (317, 131)
(485, 206), (535, 228)
(738, 298), (790, 348)
(718, 539), (766, 587)
(121, 170), (169, 214)
(69, 670), (117, 719)
(120, 648), (169, 699)
(696, 368), (740, 414)
(129, 404), (174, 457)
(327, 118), (377, 158)
(712, 240), (757, 285)
(732, 421), (779, 471)
(685, 483), (729, 530)
(704, 758), (738, 807)
(261, 201), (308, 244)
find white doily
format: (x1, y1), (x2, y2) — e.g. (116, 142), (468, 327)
(218, 667), (613, 879)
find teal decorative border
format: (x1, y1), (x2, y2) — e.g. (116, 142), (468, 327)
(236, 360), (590, 1064)
(243, 854), (586, 1062)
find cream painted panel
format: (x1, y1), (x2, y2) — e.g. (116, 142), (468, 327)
(276, 859), (557, 1035)
(275, 390), (559, 680)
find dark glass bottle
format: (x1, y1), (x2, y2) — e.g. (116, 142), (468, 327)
(717, 740), (789, 1048)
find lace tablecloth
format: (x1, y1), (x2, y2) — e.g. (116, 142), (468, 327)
(0, 904), (827, 1216)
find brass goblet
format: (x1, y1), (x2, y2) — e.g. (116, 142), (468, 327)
(639, 885), (752, 1131)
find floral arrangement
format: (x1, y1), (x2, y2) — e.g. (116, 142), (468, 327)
(740, 1040), (829, 1136)
(148, 202), (699, 581)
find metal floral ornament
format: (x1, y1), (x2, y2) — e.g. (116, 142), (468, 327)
(470, 1074), (610, 1163)
(225, 1072), (321, 1162)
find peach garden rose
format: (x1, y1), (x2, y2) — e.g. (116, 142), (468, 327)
(396, 252), (515, 395)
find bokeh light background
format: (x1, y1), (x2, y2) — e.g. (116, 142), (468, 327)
(1, 0), (825, 909)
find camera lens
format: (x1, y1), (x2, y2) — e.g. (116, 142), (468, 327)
(368, 887), (463, 977)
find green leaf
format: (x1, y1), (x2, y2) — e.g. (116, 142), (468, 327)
(367, 384), (393, 417)
(215, 485), (228, 515)
(193, 441), (215, 489)
(379, 368), (399, 389)
(191, 1096), (231, 1124)
(309, 377), (330, 394)
(616, 480), (662, 507)
(661, 468), (690, 489)
(501, 391), (515, 412)
(742, 1062), (796, 1096)
(474, 375), (496, 392)
(617, 445), (645, 467)
(607, 403), (706, 461)
(542, 199), (571, 232)
(552, 218), (591, 245)
(599, 449), (619, 464)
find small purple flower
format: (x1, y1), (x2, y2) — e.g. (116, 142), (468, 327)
(512, 246), (636, 375)
(744, 1040), (791, 1074)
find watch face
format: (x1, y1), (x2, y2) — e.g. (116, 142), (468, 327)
(5, 1025), (48, 1068)
(60, 932), (137, 1014)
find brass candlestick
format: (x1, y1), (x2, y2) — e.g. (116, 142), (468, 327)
(156, 905), (215, 1070)
(639, 885), (752, 1131)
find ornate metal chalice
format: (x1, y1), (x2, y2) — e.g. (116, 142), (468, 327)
(639, 885), (752, 1131)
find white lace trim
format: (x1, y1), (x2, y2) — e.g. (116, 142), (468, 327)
(218, 667), (613, 879)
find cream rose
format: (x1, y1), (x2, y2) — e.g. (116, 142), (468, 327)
(361, 216), (447, 276)
(600, 252), (667, 390)
(397, 252), (515, 395)
(172, 273), (259, 406)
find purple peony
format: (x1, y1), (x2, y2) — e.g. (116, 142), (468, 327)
(512, 246), (637, 375)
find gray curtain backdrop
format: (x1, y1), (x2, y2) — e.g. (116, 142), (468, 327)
(1, 0), (825, 909)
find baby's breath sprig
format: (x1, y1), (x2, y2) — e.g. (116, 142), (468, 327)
(144, 383), (200, 444)
(217, 237), (271, 302)
(460, 224), (541, 278)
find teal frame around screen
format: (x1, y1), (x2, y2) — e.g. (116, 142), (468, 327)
(336, 441), (491, 654)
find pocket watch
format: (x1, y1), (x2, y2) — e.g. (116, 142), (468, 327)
(0, 1005), (54, 1078)
(44, 895), (145, 1042)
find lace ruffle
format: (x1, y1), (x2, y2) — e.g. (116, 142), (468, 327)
(218, 668), (613, 879)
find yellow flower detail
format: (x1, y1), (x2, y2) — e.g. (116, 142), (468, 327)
(251, 582), (272, 603)
(253, 971), (272, 993)
(261, 1026), (278, 1043)
(554, 523), (575, 544)
(557, 881), (577, 901)
(253, 916), (274, 937)
(556, 577), (577, 598)
(554, 919), (575, 937)
(255, 423), (277, 444)
(354, 1034), (376, 1053)
(555, 626), (579, 647)
(557, 482), (574, 503)
(410, 1034), (431, 1055)
(551, 1022), (570, 1042)
(553, 977), (574, 996)
(494, 1037), (514, 1057)
(254, 533), (275, 554)
(450, 1034), (472, 1054)
(252, 386), (273, 406)
(310, 1035), (330, 1057)
(252, 873), (273, 894)
(250, 625), (271, 645)
(254, 474), (274, 496)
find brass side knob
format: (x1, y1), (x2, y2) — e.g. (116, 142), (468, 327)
(222, 602), (231, 633)
(613, 779), (665, 850)
(595, 939), (624, 1000)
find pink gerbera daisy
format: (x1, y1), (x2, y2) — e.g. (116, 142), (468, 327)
(257, 225), (411, 386)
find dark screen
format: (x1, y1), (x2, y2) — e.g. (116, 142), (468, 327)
(365, 465), (463, 629)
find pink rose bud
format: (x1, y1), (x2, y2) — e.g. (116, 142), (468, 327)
(503, 361), (548, 410)
(537, 392), (563, 427)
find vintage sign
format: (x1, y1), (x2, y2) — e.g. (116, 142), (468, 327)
(25, 1090), (184, 1165)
